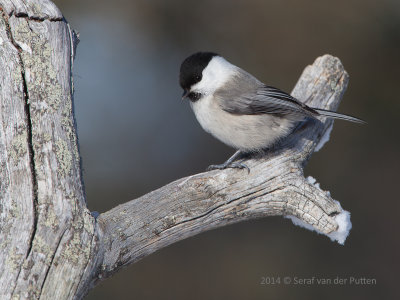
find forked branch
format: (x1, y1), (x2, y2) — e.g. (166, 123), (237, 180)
(91, 55), (352, 286)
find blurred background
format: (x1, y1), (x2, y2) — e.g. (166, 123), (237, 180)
(53, 0), (399, 299)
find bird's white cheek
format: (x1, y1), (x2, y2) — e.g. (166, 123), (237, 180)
(191, 56), (238, 96)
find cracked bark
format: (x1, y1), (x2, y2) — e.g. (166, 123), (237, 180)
(0, 0), (356, 299)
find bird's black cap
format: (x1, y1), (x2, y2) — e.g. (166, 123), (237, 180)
(179, 52), (219, 91)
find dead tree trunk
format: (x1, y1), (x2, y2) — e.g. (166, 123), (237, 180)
(0, 1), (353, 299)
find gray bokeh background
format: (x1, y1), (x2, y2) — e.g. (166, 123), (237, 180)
(53, 0), (399, 299)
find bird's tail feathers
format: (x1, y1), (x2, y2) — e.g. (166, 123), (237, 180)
(314, 108), (366, 124)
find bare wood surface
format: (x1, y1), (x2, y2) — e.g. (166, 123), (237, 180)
(0, 0), (62, 19)
(0, 0), (354, 299)
(0, 2), (93, 299)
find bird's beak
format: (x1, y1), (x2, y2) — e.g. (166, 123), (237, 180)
(182, 89), (189, 100)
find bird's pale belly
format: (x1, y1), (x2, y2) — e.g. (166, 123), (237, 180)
(191, 96), (299, 151)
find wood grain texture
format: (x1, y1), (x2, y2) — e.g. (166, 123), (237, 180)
(0, 5), (35, 297)
(0, 1), (94, 299)
(0, 0), (354, 299)
(0, 0), (62, 20)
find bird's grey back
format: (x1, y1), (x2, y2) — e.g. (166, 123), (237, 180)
(214, 68), (318, 118)
(214, 68), (263, 110)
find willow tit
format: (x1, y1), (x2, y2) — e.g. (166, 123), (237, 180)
(179, 52), (365, 171)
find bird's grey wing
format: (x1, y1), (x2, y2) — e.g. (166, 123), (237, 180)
(218, 84), (318, 117)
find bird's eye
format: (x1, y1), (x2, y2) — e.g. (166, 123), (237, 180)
(195, 75), (201, 81)
(188, 92), (201, 101)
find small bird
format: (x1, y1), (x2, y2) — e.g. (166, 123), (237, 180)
(179, 52), (365, 172)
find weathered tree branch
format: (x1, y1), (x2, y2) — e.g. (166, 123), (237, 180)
(93, 53), (351, 282)
(0, 1), (354, 299)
